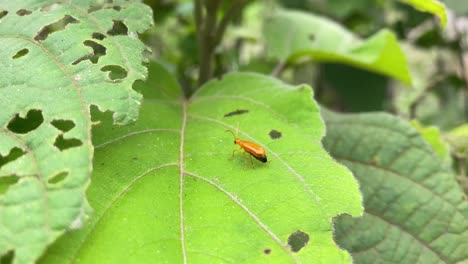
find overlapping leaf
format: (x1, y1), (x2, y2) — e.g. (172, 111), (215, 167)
(323, 111), (468, 263)
(263, 9), (412, 84)
(0, 1), (152, 263)
(398, 0), (447, 27)
(40, 63), (362, 263)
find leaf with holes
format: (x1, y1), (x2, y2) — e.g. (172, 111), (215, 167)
(263, 9), (412, 84)
(0, 1), (152, 263)
(322, 111), (468, 263)
(39, 62), (363, 263)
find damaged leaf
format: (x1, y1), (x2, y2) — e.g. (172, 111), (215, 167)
(0, 1), (152, 263)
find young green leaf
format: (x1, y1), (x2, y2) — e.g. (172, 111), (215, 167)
(410, 120), (451, 164)
(398, 0), (447, 28)
(0, 1), (152, 263)
(323, 111), (468, 263)
(39, 63), (363, 263)
(263, 9), (412, 84)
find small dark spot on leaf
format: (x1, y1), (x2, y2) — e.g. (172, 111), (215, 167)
(51, 119), (75, 132)
(87, 3), (111, 13)
(269, 129), (282, 140)
(92, 32), (106, 40)
(132, 157), (138, 161)
(113, 5), (122, 11)
(34, 15), (79, 41)
(101, 65), (128, 81)
(0, 175), (20, 195)
(0, 10), (8, 20)
(309, 34), (315, 41)
(288, 230), (309, 252)
(263, 248), (271, 255)
(54, 135), (83, 151)
(0, 250), (14, 263)
(107, 20), (128, 36)
(48, 171), (68, 184)
(72, 40), (106, 65)
(12, 48), (29, 59)
(16, 9), (32, 16)
(224, 109), (249, 117)
(0, 147), (26, 169)
(7, 109), (43, 134)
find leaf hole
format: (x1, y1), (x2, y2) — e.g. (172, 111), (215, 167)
(287, 230), (309, 253)
(90, 104), (113, 124)
(16, 9), (32, 16)
(12, 48), (29, 59)
(92, 32), (106, 40)
(269, 129), (282, 140)
(263, 248), (271, 255)
(0, 250), (14, 263)
(107, 20), (128, 36)
(54, 135), (83, 151)
(72, 40), (107, 65)
(0, 10), (8, 20)
(51, 119), (75, 132)
(224, 109), (249, 117)
(0, 147), (26, 169)
(7, 109), (43, 134)
(0, 175), (20, 195)
(101, 65), (128, 81)
(34, 15), (79, 41)
(48, 171), (68, 184)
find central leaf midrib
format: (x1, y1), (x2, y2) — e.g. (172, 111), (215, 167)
(178, 99), (188, 263)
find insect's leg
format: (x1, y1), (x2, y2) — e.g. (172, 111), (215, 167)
(249, 154), (254, 167)
(231, 147), (243, 159)
(242, 151), (248, 168)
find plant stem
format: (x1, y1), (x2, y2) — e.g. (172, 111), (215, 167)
(271, 60), (286, 77)
(195, 0), (250, 87)
(453, 19), (468, 121)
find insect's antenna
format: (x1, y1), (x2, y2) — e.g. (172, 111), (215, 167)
(225, 130), (236, 139)
(235, 120), (240, 135)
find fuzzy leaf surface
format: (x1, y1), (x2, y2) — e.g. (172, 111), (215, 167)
(323, 111), (468, 263)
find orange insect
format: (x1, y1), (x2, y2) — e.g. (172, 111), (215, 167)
(225, 130), (267, 164)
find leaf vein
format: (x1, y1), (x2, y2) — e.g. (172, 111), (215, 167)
(365, 210), (449, 263)
(184, 171), (299, 263)
(69, 162), (178, 263)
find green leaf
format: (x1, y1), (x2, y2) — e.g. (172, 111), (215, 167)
(398, 0), (447, 27)
(40, 63), (363, 263)
(446, 124), (468, 155)
(0, 1), (152, 263)
(263, 9), (412, 84)
(410, 120), (450, 164)
(323, 111), (468, 263)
